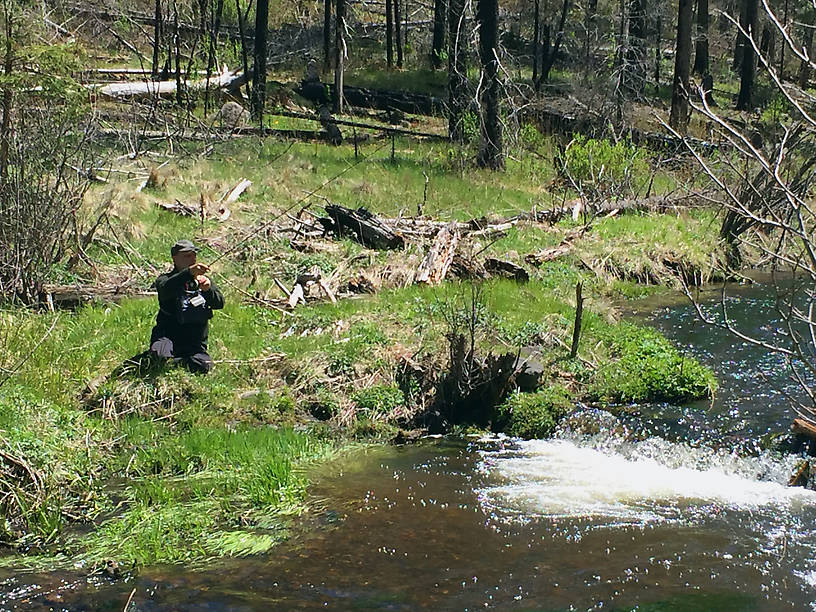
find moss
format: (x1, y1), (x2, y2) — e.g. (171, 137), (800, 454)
(493, 385), (573, 439)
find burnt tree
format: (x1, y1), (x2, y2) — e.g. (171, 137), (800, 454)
(252, 0), (268, 121)
(626, 0), (647, 96)
(735, 0), (758, 111)
(324, 0), (332, 70)
(386, 0), (393, 68)
(535, 0), (571, 87)
(334, 0), (346, 113)
(669, 0), (693, 132)
(476, 0), (503, 170)
(447, 0), (468, 141)
(431, 0), (447, 68)
(693, 0), (709, 75)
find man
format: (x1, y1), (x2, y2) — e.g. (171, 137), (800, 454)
(149, 239), (225, 373)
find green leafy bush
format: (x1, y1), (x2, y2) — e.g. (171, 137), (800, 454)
(494, 386), (573, 439)
(561, 135), (649, 201)
(589, 322), (717, 404)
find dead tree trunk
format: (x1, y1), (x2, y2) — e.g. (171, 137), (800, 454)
(386, 0), (394, 68)
(536, 0), (571, 87)
(324, 0), (332, 70)
(532, 0), (540, 83)
(252, 0), (269, 122)
(448, 0), (468, 141)
(693, 0), (709, 75)
(173, 0), (182, 107)
(669, 0), (693, 133)
(236, 0), (251, 100)
(152, 0), (162, 78)
(477, 0), (504, 170)
(626, 0), (647, 96)
(334, 0), (346, 113)
(735, 0), (758, 111)
(394, 0), (404, 68)
(799, 22), (814, 88)
(204, 0), (224, 117)
(0, 2), (12, 183)
(431, 0), (447, 68)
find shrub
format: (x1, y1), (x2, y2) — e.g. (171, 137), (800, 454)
(588, 322), (717, 404)
(494, 386), (573, 439)
(560, 135), (649, 202)
(352, 384), (404, 415)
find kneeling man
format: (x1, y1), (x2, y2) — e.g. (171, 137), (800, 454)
(149, 239), (225, 373)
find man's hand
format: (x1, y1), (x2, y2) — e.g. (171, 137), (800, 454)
(196, 274), (212, 291)
(189, 263), (209, 276)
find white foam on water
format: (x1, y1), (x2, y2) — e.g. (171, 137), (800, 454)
(478, 438), (816, 524)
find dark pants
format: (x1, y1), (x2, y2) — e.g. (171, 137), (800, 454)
(150, 336), (214, 374)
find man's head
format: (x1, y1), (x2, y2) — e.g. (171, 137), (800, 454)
(171, 239), (199, 269)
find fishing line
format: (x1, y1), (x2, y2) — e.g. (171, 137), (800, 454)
(205, 136), (394, 268)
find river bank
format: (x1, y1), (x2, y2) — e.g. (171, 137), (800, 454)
(0, 135), (758, 573)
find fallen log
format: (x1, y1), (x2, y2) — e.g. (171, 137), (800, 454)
(41, 284), (156, 307)
(416, 223), (459, 285)
(792, 417), (816, 440)
(92, 67), (243, 100)
(526, 229), (583, 265)
(321, 205), (405, 250)
(484, 258), (529, 282)
(270, 109), (446, 140)
(220, 178), (252, 205)
(296, 82), (444, 117)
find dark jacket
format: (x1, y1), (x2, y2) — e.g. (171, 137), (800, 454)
(150, 267), (225, 354)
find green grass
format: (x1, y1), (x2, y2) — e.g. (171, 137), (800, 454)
(0, 127), (730, 568)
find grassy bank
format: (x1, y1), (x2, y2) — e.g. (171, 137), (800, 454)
(0, 131), (728, 570)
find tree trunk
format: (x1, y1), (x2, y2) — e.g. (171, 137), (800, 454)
(779, 0), (789, 78)
(447, 0), (468, 141)
(334, 0), (346, 113)
(693, 0), (709, 75)
(626, 0), (647, 96)
(0, 3), (13, 183)
(236, 0), (251, 100)
(583, 0), (598, 75)
(324, 0), (332, 70)
(654, 12), (662, 92)
(152, 0), (162, 77)
(760, 24), (774, 62)
(477, 0), (504, 170)
(799, 26), (814, 89)
(394, 0), (404, 68)
(198, 0), (207, 34)
(204, 0), (224, 117)
(669, 0), (693, 133)
(431, 0), (447, 68)
(537, 0), (570, 85)
(252, 0), (269, 122)
(532, 0), (540, 83)
(733, 0), (748, 72)
(736, 0), (758, 110)
(173, 0), (182, 107)
(386, 0), (394, 68)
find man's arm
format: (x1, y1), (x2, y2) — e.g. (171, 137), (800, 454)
(203, 282), (225, 310)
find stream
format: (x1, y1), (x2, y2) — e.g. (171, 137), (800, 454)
(3, 278), (816, 611)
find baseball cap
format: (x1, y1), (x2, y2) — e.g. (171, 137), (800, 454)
(170, 239), (199, 255)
